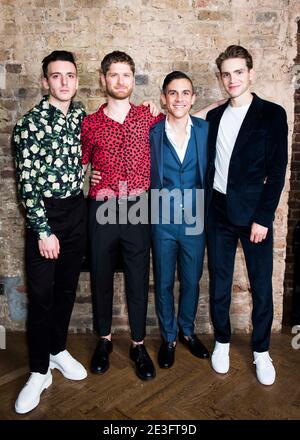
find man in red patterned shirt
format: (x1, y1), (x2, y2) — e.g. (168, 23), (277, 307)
(81, 51), (163, 381)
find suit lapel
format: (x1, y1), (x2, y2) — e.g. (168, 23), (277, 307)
(152, 122), (164, 186)
(192, 117), (207, 187)
(230, 93), (262, 159)
(209, 103), (228, 156)
(208, 94), (263, 166)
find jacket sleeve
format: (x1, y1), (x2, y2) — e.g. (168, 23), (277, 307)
(252, 105), (288, 227)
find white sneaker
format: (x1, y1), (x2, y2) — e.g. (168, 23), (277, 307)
(15, 369), (52, 414)
(211, 341), (230, 374)
(50, 350), (87, 380)
(253, 351), (276, 386)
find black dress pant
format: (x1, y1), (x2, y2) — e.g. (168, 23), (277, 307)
(89, 198), (150, 342)
(207, 190), (273, 352)
(25, 193), (86, 374)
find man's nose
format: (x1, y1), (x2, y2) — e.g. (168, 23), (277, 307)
(118, 76), (125, 85)
(61, 75), (68, 85)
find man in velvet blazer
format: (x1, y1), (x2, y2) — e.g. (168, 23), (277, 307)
(206, 45), (288, 386)
(150, 71), (210, 369)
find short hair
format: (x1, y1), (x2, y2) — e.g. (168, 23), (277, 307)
(101, 51), (135, 76)
(162, 71), (194, 94)
(216, 45), (253, 71)
(42, 50), (77, 78)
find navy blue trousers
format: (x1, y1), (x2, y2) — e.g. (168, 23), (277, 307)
(207, 190), (273, 352)
(152, 223), (205, 343)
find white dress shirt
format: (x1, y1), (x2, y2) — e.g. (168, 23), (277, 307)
(165, 116), (193, 163)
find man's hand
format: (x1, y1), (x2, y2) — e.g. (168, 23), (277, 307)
(38, 234), (60, 259)
(142, 100), (160, 117)
(193, 98), (227, 119)
(90, 169), (102, 186)
(250, 222), (268, 243)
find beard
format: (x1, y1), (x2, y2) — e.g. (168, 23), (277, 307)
(105, 86), (133, 100)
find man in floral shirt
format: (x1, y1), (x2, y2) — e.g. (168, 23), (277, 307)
(13, 50), (87, 414)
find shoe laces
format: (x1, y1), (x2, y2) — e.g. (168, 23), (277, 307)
(135, 345), (149, 362)
(253, 352), (273, 367)
(97, 338), (111, 354)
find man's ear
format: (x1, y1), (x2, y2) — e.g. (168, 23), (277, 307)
(41, 76), (49, 91)
(100, 73), (106, 90)
(191, 94), (196, 106)
(215, 71), (222, 83)
(160, 92), (166, 106)
(249, 68), (255, 83)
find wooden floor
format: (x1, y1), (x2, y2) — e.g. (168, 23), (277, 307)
(0, 332), (299, 420)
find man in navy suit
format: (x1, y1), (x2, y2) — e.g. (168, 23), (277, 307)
(206, 45), (288, 385)
(150, 71), (210, 368)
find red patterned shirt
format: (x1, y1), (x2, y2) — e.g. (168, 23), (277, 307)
(81, 103), (164, 199)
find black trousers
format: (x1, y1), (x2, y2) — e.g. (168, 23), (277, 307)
(25, 193), (86, 373)
(207, 190), (273, 352)
(89, 199), (150, 342)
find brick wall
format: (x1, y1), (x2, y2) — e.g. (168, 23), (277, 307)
(283, 19), (300, 325)
(0, 0), (299, 335)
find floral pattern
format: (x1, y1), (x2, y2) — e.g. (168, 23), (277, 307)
(13, 96), (86, 239)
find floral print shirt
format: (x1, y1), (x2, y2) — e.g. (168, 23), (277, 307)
(13, 96), (85, 239)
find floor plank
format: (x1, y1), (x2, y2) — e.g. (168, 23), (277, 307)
(0, 333), (299, 420)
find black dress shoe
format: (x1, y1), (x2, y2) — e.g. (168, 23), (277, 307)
(178, 332), (210, 359)
(130, 344), (156, 380)
(157, 341), (176, 369)
(90, 338), (113, 374)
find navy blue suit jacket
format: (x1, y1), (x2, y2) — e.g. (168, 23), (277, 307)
(149, 116), (209, 191)
(206, 93), (288, 227)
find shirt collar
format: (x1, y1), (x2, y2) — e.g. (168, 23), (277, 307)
(165, 114), (193, 134)
(99, 102), (136, 121)
(39, 95), (76, 117)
